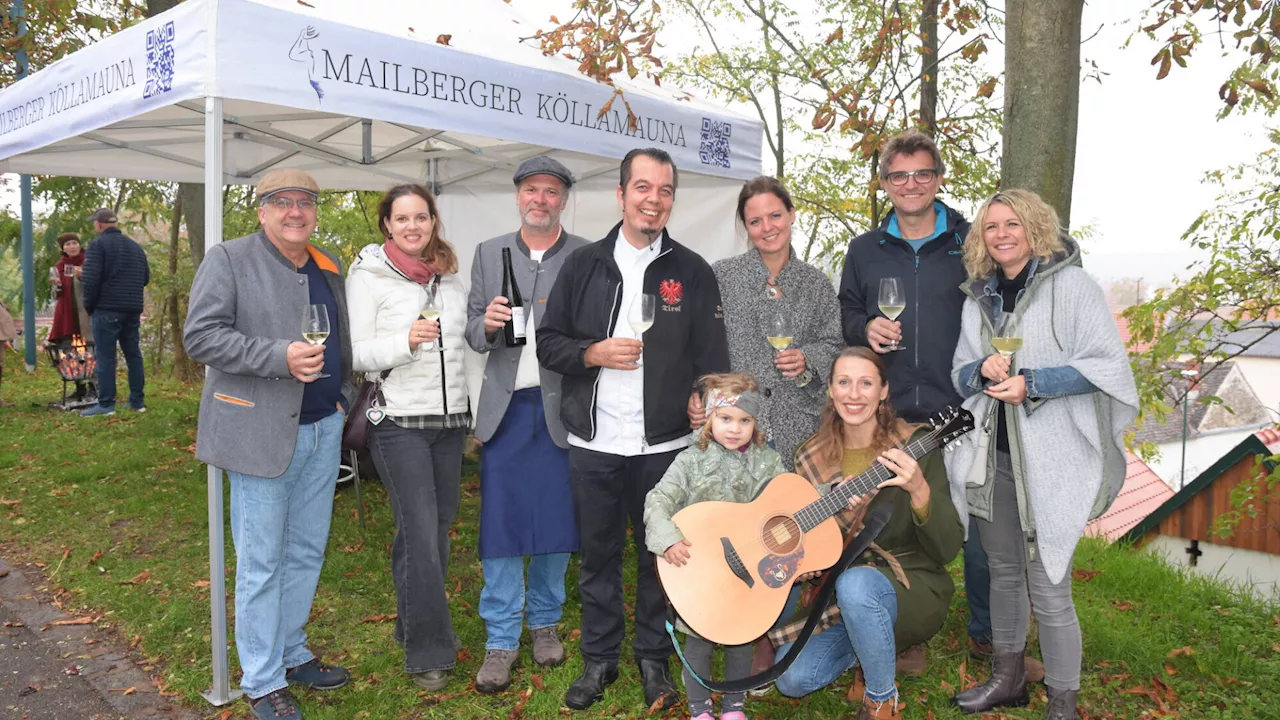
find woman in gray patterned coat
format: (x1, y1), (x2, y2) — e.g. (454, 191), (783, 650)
(708, 176), (844, 470)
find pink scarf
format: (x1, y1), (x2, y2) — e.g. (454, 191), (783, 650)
(383, 240), (440, 285)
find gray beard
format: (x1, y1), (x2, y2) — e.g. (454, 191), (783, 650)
(521, 209), (558, 231)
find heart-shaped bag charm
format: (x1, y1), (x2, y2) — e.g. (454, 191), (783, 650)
(366, 407), (386, 425)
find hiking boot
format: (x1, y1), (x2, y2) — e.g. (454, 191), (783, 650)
(896, 643), (926, 677)
(249, 689), (303, 719)
(564, 661), (618, 710)
(530, 626), (565, 667)
(1046, 685), (1078, 720)
(1025, 655), (1045, 684)
(969, 637), (993, 661)
(285, 658), (349, 690)
(951, 650), (1030, 713)
(475, 649), (519, 693)
(855, 696), (900, 720)
(410, 669), (449, 692)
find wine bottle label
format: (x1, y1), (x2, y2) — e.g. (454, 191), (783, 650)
(511, 306), (527, 338)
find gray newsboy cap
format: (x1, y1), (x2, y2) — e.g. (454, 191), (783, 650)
(87, 208), (118, 224)
(513, 156), (573, 189)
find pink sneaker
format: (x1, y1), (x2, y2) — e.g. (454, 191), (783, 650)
(720, 712), (748, 720)
(691, 713), (715, 720)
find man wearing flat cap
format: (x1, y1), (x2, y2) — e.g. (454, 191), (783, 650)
(184, 168), (355, 720)
(465, 156), (586, 693)
(79, 207), (150, 416)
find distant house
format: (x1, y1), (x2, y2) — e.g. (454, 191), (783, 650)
(1193, 320), (1280, 421)
(1121, 427), (1280, 601)
(1085, 452), (1174, 543)
(1132, 362), (1273, 490)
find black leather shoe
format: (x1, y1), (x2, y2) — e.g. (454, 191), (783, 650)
(637, 657), (679, 711)
(951, 650), (1029, 714)
(564, 662), (618, 710)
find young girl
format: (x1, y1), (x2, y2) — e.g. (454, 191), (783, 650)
(644, 373), (787, 720)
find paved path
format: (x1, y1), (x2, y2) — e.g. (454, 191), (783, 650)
(0, 555), (203, 720)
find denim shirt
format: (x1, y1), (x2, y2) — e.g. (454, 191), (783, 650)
(955, 260), (1097, 415)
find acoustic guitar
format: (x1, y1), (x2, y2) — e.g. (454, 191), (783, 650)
(656, 408), (974, 645)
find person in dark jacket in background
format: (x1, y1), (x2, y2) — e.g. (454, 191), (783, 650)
(80, 208), (150, 417)
(537, 147), (730, 713)
(837, 130), (995, 672)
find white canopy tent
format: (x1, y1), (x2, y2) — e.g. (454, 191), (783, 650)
(0, 0), (762, 705)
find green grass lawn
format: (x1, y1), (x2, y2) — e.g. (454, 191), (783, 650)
(2, 353), (1279, 719)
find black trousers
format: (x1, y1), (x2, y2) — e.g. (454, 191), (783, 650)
(569, 446), (681, 665)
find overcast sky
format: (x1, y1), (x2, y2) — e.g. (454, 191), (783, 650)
(1, 0), (1265, 289)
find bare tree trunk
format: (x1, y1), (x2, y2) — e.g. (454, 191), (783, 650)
(868, 149), (882, 229)
(181, 182), (205, 269)
(167, 192), (200, 381)
(761, 0), (784, 178)
(919, 0), (939, 136)
(1003, 0), (1083, 225)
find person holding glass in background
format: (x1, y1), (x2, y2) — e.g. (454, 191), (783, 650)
(946, 190), (1137, 720)
(49, 232), (95, 401)
(836, 130), (999, 676)
(706, 176), (842, 472)
(346, 184), (471, 692)
(184, 169), (355, 720)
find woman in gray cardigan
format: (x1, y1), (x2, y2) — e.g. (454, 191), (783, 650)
(710, 177), (843, 470)
(946, 190), (1138, 720)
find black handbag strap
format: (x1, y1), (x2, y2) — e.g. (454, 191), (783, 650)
(667, 501), (894, 694)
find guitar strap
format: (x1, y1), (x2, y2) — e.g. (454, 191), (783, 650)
(665, 501), (895, 694)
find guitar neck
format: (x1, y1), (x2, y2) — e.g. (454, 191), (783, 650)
(793, 433), (940, 533)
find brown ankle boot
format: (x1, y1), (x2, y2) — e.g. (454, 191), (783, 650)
(855, 696), (900, 720)
(951, 650), (1029, 713)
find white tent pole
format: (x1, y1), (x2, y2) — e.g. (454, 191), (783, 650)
(201, 94), (241, 707)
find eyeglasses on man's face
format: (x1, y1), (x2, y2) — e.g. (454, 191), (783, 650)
(884, 169), (939, 187)
(264, 196), (318, 211)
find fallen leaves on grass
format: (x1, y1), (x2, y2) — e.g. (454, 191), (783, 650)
(1072, 568), (1102, 582)
(509, 687), (532, 718)
(1112, 600), (1134, 611)
(361, 613), (397, 623)
(191, 580), (210, 589)
(129, 634), (142, 649)
(529, 673), (544, 690)
(1164, 664), (1178, 676)
(41, 615), (98, 631)
(1168, 646), (1195, 658)
(0, 498), (21, 507)
(86, 549), (102, 566)
(216, 710), (233, 720)
(120, 570), (152, 585)
(646, 691), (672, 716)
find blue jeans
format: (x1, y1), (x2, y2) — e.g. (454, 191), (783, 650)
(90, 310), (145, 409)
(479, 553), (572, 651)
(774, 567), (899, 703)
(228, 411), (343, 699)
(965, 524), (993, 643)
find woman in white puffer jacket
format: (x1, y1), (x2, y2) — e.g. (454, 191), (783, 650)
(345, 183), (470, 691)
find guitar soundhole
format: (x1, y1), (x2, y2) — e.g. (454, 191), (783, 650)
(761, 515), (802, 555)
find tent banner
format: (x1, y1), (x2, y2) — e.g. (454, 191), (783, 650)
(214, 0), (762, 180)
(0, 1), (207, 161)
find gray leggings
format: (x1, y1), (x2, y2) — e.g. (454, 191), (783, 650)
(682, 635), (753, 715)
(976, 452), (1082, 690)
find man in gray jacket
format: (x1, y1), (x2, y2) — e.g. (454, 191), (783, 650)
(465, 156), (586, 694)
(184, 169), (355, 720)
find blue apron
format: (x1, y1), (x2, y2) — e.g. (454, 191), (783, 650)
(478, 388), (579, 559)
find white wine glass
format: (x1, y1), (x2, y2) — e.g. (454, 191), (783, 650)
(992, 316), (1022, 360)
(629, 293), (655, 367)
(877, 277), (906, 351)
(301, 303), (331, 379)
(766, 305), (814, 387)
(419, 282), (442, 351)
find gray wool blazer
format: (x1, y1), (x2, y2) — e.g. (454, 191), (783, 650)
(465, 229), (587, 447)
(184, 232), (356, 478)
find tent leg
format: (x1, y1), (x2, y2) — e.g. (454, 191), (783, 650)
(20, 174), (35, 371)
(200, 96), (241, 708)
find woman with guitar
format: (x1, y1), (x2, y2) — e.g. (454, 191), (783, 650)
(770, 347), (963, 720)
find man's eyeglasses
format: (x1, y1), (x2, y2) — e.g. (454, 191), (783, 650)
(264, 197), (318, 211)
(884, 169), (938, 187)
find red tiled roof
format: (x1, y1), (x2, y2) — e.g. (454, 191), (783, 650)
(1085, 452), (1175, 543)
(1114, 310), (1154, 354)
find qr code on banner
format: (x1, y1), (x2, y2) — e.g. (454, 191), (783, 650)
(699, 118), (732, 169)
(144, 21), (176, 99)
